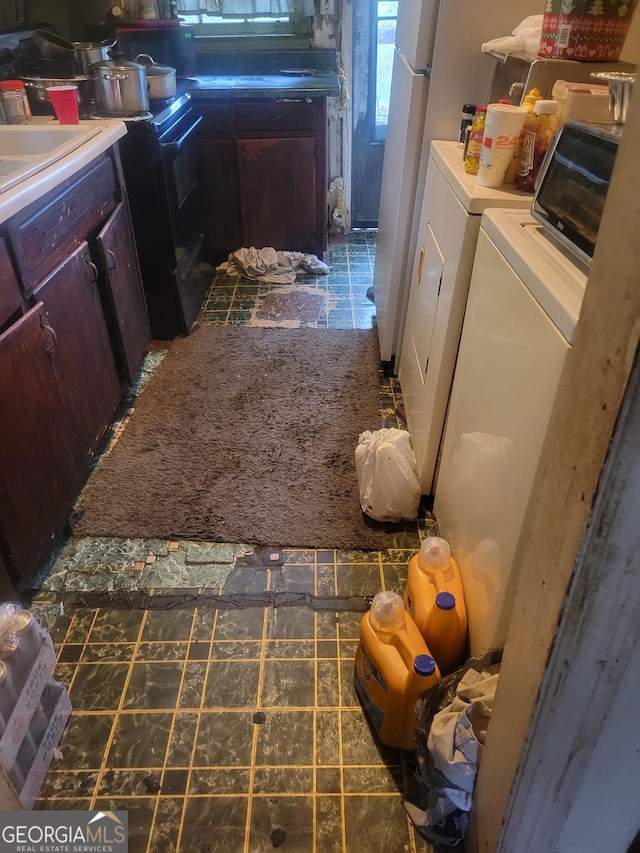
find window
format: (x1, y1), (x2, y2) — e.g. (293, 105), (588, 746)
(373, 0), (397, 142)
(178, 13), (306, 36)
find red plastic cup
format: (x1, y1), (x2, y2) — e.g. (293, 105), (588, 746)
(46, 85), (79, 125)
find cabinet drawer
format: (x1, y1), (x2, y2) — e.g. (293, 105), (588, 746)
(235, 100), (316, 132)
(0, 237), (24, 329)
(196, 103), (233, 137)
(8, 153), (118, 292)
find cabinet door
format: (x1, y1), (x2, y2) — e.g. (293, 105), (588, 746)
(238, 137), (319, 253)
(33, 241), (121, 465)
(0, 303), (85, 583)
(195, 138), (242, 256)
(96, 201), (151, 384)
(0, 237), (23, 330)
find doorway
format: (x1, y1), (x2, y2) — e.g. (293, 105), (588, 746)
(351, 0), (397, 228)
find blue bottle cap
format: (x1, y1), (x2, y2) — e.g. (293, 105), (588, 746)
(436, 591), (456, 611)
(414, 654), (436, 677)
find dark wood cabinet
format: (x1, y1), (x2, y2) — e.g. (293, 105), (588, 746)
(0, 146), (150, 591)
(194, 98), (327, 259)
(96, 202), (151, 385)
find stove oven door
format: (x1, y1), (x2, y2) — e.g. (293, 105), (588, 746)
(159, 108), (203, 269)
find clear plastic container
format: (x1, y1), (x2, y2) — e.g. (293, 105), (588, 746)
(0, 81), (32, 125)
(354, 591), (440, 749)
(404, 537), (468, 674)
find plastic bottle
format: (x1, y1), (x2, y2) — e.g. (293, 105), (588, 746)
(354, 591), (440, 750)
(464, 106), (487, 176)
(515, 99), (559, 193)
(404, 536), (468, 674)
(457, 103), (476, 149)
(504, 87), (542, 184)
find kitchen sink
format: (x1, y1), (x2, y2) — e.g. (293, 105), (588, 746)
(0, 124), (102, 194)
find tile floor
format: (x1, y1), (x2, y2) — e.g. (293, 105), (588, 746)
(29, 232), (436, 852)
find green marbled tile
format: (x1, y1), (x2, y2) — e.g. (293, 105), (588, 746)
(315, 611), (339, 640)
(160, 769), (188, 795)
(315, 795), (344, 851)
(166, 712), (198, 766)
(340, 709), (400, 767)
(193, 711), (255, 767)
(266, 606), (315, 640)
(261, 659), (315, 708)
(252, 766), (313, 795)
(254, 710), (313, 766)
(316, 766), (342, 794)
(264, 639), (314, 659)
(343, 794), (413, 853)
(316, 564), (336, 596)
(99, 769), (163, 797)
(209, 639), (262, 660)
(135, 641), (188, 662)
(106, 712), (173, 768)
(38, 770), (98, 800)
(148, 797), (183, 853)
(269, 565), (315, 593)
(81, 642), (137, 662)
(55, 714), (115, 770)
(68, 663), (129, 711)
(316, 659), (340, 707)
(336, 564), (383, 597)
(342, 764), (404, 794)
(93, 798), (155, 853)
(188, 767), (250, 795)
(203, 660), (260, 708)
(141, 610), (195, 642)
(316, 638), (338, 659)
(339, 660), (359, 709)
(315, 710), (340, 766)
(89, 609), (144, 643)
(122, 662), (184, 710)
(192, 607), (216, 641)
(178, 661), (206, 709)
(213, 607), (265, 640)
(64, 610), (98, 643)
(337, 611), (363, 640)
(382, 563), (410, 596)
(249, 795), (314, 852)
(180, 796), (248, 851)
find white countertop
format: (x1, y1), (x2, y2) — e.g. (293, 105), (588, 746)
(430, 140), (533, 215)
(0, 118), (128, 226)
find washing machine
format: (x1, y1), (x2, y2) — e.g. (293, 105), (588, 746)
(433, 208), (588, 656)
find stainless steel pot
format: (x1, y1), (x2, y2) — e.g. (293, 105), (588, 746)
(22, 75), (94, 117)
(91, 53), (149, 116)
(135, 53), (177, 101)
(72, 40), (116, 76)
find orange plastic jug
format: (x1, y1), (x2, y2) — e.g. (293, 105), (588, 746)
(354, 591), (440, 750)
(404, 536), (468, 674)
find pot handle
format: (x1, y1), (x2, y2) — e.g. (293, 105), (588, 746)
(102, 38), (117, 48)
(135, 53), (156, 66)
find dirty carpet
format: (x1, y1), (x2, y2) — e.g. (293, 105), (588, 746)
(73, 325), (389, 550)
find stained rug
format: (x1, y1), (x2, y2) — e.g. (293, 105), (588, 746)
(73, 325), (389, 550)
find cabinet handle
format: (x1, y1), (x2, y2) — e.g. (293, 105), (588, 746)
(417, 246), (425, 282)
(106, 248), (117, 271)
(86, 260), (99, 283)
(39, 313), (57, 356)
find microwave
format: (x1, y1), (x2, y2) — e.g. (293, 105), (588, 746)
(531, 120), (621, 266)
(107, 24), (197, 78)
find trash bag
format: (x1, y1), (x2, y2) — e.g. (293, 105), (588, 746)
(404, 652), (502, 848)
(355, 428), (421, 521)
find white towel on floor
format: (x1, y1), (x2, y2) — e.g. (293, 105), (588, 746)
(216, 246), (330, 285)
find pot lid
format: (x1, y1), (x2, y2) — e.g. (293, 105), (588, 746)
(134, 53), (176, 75)
(92, 51), (144, 70)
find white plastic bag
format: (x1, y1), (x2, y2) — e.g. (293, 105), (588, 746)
(355, 428), (421, 522)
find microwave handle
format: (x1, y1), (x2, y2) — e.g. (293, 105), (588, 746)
(161, 114), (203, 155)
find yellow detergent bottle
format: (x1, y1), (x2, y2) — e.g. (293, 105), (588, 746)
(404, 536), (468, 674)
(354, 591), (440, 750)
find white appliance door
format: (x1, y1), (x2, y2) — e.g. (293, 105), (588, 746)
(395, 0), (438, 71)
(373, 47), (429, 363)
(433, 227), (570, 656)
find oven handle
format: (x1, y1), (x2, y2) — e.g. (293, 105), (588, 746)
(160, 114), (203, 156)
